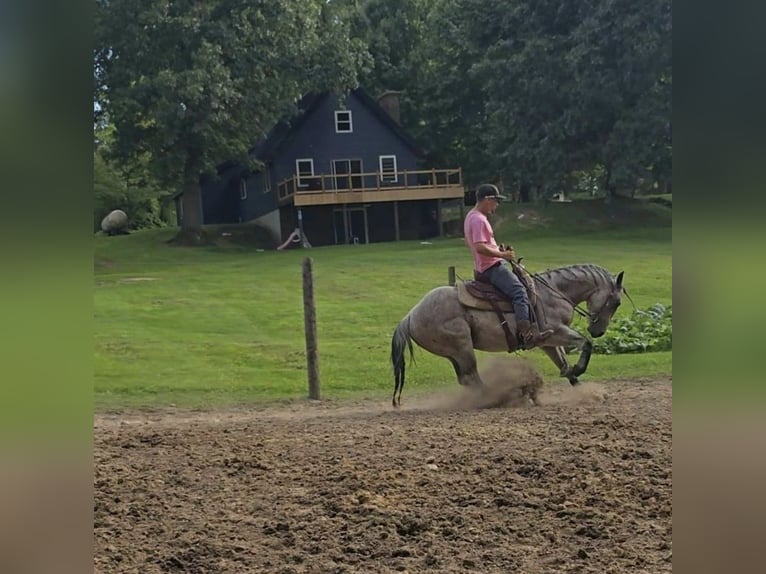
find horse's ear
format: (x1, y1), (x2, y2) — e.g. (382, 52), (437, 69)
(616, 271), (624, 289)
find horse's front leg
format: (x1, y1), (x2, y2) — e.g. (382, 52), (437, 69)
(540, 326), (593, 385)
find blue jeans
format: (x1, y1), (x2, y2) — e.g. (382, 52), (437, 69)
(485, 262), (531, 321)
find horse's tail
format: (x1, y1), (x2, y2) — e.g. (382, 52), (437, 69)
(391, 315), (415, 408)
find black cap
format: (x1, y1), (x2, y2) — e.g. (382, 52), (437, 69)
(476, 184), (507, 201)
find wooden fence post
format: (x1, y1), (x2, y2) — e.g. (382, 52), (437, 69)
(302, 257), (321, 400)
(448, 266), (456, 286)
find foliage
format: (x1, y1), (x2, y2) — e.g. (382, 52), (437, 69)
(94, 125), (174, 231)
(593, 303), (672, 355)
(94, 153), (169, 232)
(345, 0), (435, 130)
(410, 0), (671, 193)
(95, 0), (370, 229)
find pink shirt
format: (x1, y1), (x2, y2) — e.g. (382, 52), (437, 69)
(464, 209), (503, 272)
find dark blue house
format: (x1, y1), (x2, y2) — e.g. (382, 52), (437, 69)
(177, 89), (464, 246)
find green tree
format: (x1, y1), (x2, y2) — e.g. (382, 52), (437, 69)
(95, 0), (368, 235)
(413, 0), (671, 196)
(575, 0), (672, 194)
(94, 124), (172, 231)
(347, 0), (435, 130)
(412, 0), (493, 181)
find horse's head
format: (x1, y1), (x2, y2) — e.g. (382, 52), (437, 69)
(586, 271), (624, 338)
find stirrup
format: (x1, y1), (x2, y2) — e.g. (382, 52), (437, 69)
(522, 327), (553, 349)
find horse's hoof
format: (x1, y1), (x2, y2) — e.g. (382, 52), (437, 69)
(568, 377), (579, 386)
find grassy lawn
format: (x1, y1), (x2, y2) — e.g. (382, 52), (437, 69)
(94, 199), (671, 410)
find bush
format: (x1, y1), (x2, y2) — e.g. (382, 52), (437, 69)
(94, 153), (171, 232)
(593, 303), (672, 354)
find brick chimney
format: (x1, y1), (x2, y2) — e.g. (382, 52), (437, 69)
(377, 90), (402, 125)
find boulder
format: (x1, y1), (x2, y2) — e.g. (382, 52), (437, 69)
(101, 210), (129, 235)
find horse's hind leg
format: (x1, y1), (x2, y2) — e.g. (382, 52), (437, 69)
(448, 350), (483, 388)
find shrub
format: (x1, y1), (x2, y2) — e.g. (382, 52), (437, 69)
(593, 303), (672, 354)
(94, 153), (172, 232)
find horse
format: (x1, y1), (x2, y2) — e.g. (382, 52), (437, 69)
(390, 264), (625, 407)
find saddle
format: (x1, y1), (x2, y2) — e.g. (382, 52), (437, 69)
(455, 260), (543, 352)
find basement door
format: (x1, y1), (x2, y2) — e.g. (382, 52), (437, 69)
(333, 206), (369, 245)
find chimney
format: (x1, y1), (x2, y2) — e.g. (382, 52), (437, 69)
(377, 90), (402, 125)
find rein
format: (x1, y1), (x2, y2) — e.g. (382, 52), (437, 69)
(531, 272), (594, 321)
(529, 264), (636, 321)
(460, 259), (636, 321)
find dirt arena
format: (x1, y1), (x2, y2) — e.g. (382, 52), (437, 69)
(94, 359), (672, 573)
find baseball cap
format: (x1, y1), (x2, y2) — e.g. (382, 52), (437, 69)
(476, 184), (507, 201)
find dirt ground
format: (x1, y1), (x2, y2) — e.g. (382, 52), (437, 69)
(94, 358), (672, 573)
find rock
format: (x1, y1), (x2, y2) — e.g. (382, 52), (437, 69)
(101, 210), (129, 234)
(424, 463), (439, 471)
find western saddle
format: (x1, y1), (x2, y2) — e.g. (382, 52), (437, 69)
(456, 261), (547, 351)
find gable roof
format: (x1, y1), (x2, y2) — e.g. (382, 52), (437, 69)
(250, 88), (425, 163)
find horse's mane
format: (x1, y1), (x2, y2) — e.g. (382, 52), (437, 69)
(535, 264), (614, 288)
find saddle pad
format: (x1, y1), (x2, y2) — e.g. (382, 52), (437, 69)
(456, 281), (514, 312)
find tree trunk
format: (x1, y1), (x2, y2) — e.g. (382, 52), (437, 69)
(171, 154), (207, 245)
(604, 165), (615, 203)
(519, 183), (531, 203)
(180, 151), (204, 231)
(181, 179), (203, 230)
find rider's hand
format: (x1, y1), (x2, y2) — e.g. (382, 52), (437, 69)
(504, 246), (516, 261)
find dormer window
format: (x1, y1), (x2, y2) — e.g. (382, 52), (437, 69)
(335, 110), (353, 133)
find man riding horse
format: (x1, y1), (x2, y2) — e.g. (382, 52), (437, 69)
(463, 184), (553, 348)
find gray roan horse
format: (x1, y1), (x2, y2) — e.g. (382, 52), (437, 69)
(390, 264), (625, 407)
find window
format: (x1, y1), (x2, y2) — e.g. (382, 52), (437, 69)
(239, 178), (248, 200)
(335, 110), (353, 133)
(332, 159), (363, 190)
(379, 155), (398, 183)
(296, 158), (315, 187)
(263, 164), (271, 193)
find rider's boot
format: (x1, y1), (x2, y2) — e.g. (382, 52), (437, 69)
(517, 319), (554, 349)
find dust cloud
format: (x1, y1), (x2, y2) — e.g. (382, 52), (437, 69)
(414, 355), (608, 412)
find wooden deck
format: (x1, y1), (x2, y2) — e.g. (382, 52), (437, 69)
(277, 168), (464, 206)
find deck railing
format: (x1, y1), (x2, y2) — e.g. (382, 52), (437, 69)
(277, 167), (463, 203)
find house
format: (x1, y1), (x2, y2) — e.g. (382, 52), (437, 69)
(175, 89), (464, 246)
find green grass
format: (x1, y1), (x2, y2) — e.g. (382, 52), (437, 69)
(95, 199), (671, 410)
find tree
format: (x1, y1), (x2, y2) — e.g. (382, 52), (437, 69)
(346, 0), (435, 130)
(95, 0), (368, 236)
(576, 0), (672, 194)
(412, 0), (496, 181)
(410, 0), (671, 196)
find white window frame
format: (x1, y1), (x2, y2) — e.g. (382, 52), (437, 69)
(379, 155), (398, 183)
(263, 164), (271, 193)
(296, 158), (315, 187)
(335, 110), (353, 133)
(239, 178), (248, 200)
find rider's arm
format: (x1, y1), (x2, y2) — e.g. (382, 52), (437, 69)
(473, 242), (514, 260)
